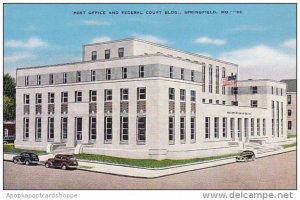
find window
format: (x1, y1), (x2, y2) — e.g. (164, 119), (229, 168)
(49, 74), (54, 84)
(137, 87), (146, 100)
(202, 99), (205, 103)
(205, 117), (210, 139)
(230, 118), (235, 139)
(48, 93), (55, 104)
(180, 117), (186, 143)
(190, 90), (196, 101)
(118, 48), (124, 58)
(122, 67), (127, 79)
(276, 88), (278, 95)
(169, 117), (175, 144)
(76, 71), (81, 82)
(137, 117), (146, 143)
(209, 65), (212, 93)
(48, 117), (54, 140)
(106, 68), (111, 80)
(25, 76), (29, 86)
(191, 70), (195, 82)
(169, 88), (175, 100)
(180, 89), (186, 101)
(214, 117), (219, 138)
(281, 88), (283, 96)
(91, 70), (96, 81)
(24, 94), (30, 105)
(257, 119), (260, 136)
(63, 73), (67, 83)
(35, 93), (42, 104)
(191, 117), (196, 142)
(222, 101), (226, 105)
(61, 92), (68, 103)
(272, 86), (274, 94)
(75, 117), (82, 141)
(231, 87), (238, 95)
(222, 67), (226, 95)
(288, 121), (292, 130)
(169, 66), (173, 78)
(287, 95), (291, 104)
(75, 91), (82, 102)
(272, 119), (275, 136)
(37, 75), (41, 85)
(181, 68), (184, 80)
(251, 118), (254, 136)
(105, 49), (110, 59)
(91, 51), (97, 60)
(251, 100), (258, 108)
(216, 66), (219, 94)
(35, 118), (41, 141)
(251, 86), (258, 94)
(263, 119), (266, 136)
(120, 117), (128, 142)
(222, 118), (227, 138)
(288, 109), (292, 116)
(202, 64), (206, 92)
(61, 117), (68, 139)
(139, 65), (145, 78)
(216, 100), (219, 104)
(89, 90), (97, 102)
(104, 89), (112, 101)
(120, 88), (129, 101)
(232, 101), (238, 106)
(209, 99), (213, 104)
(23, 118), (29, 140)
(89, 117), (97, 140)
(104, 117), (112, 142)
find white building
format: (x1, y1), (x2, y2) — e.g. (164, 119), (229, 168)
(15, 38), (287, 160)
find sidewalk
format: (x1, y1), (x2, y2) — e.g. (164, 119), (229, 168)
(4, 146), (296, 178)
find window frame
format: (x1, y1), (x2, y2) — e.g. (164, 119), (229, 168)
(48, 93), (55, 104)
(91, 70), (96, 81)
(120, 116), (129, 143)
(36, 93), (42, 104)
(120, 88), (129, 101)
(91, 51), (97, 61)
(89, 90), (97, 102)
(61, 92), (68, 103)
(137, 116), (146, 144)
(180, 89), (186, 101)
(190, 90), (196, 102)
(106, 68), (111, 80)
(122, 67), (128, 79)
(118, 48), (124, 58)
(105, 49), (110, 59)
(137, 87), (146, 100)
(75, 91), (82, 102)
(104, 89), (112, 101)
(139, 65), (145, 78)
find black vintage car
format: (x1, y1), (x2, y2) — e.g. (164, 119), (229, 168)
(236, 150), (256, 162)
(45, 154), (78, 170)
(13, 152), (39, 165)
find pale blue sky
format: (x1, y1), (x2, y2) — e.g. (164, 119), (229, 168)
(4, 4), (296, 80)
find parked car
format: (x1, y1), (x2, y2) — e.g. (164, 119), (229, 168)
(236, 150), (256, 162)
(13, 152), (39, 165)
(45, 154), (78, 170)
(4, 136), (15, 144)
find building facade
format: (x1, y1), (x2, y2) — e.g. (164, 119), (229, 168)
(15, 38), (287, 160)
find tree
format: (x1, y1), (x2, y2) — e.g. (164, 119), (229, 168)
(3, 73), (16, 121)
(4, 73), (16, 98)
(4, 96), (15, 121)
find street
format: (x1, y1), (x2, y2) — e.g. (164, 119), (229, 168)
(4, 151), (296, 189)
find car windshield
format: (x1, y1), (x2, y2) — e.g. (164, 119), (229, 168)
(30, 154), (37, 158)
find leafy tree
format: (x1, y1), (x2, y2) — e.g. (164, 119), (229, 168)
(4, 96), (15, 121)
(4, 73), (16, 98)
(3, 73), (16, 121)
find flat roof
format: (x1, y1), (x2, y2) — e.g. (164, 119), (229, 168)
(238, 79), (287, 85)
(280, 79), (297, 92)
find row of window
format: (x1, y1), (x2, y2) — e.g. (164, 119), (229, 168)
(202, 64), (226, 95)
(91, 47), (124, 61)
(271, 101), (284, 137)
(168, 88), (196, 101)
(231, 86), (284, 96)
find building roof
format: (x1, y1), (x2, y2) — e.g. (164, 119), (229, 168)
(280, 79), (297, 92)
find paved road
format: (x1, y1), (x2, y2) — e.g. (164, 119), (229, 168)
(4, 151), (296, 189)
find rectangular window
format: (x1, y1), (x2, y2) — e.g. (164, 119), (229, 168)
(61, 92), (68, 103)
(222, 101), (226, 105)
(244, 118), (248, 138)
(281, 88), (283, 96)
(91, 51), (97, 60)
(106, 68), (111, 80)
(180, 117), (186, 143)
(91, 70), (96, 81)
(36, 93), (42, 104)
(276, 88), (278, 95)
(120, 116), (129, 142)
(216, 100), (219, 104)
(89, 90), (97, 102)
(263, 119), (266, 136)
(37, 75), (41, 85)
(181, 68), (184, 80)
(231, 87), (238, 95)
(48, 117), (54, 140)
(209, 99), (213, 104)
(63, 73), (67, 83)
(76, 71), (81, 82)
(216, 66), (219, 94)
(272, 86), (274, 94)
(75, 117), (82, 141)
(190, 90), (196, 101)
(48, 93), (55, 104)
(75, 91), (82, 102)
(137, 87), (146, 100)
(61, 117), (68, 139)
(89, 117), (97, 140)
(24, 94), (30, 105)
(25, 76), (29, 86)
(169, 88), (175, 100)
(209, 65), (212, 93)
(104, 117), (112, 142)
(137, 117), (146, 143)
(23, 118), (29, 140)
(180, 89), (186, 101)
(288, 109), (292, 116)
(288, 121), (292, 130)
(118, 48), (124, 58)
(272, 119), (275, 136)
(49, 74), (54, 85)
(35, 117), (41, 141)
(191, 117), (196, 142)
(257, 119), (260, 136)
(222, 67), (226, 95)
(202, 64), (206, 92)
(169, 66), (173, 78)
(214, 117), (219, 138)
(120, 88), (129, 101)
(104, 89), (112, 101)
(222, 118), (227, 138)
(287, 95), (291, 104)
(251, 86), (258, 94)
(251, 118), (254, 136)
(230, 118), (235, 139)
(139, 65), (145, 78)
(122, 67), (127, 79)
(251, 100), (258, 107)
(202, 99), (205, 103)
(191, 70), (195, 82)
(205, 117), (210, 139)
(169, 116), (175, 144)
(105, 49), (110, 59)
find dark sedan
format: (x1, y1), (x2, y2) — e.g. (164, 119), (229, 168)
(13, 152), (39, 165)
(236, 150), (256, 162)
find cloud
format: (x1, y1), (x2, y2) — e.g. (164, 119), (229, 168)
(194, 36), (226, 46)
(5, 37), (48, 49)
(81, 20), (110, 26)
(132, 33), (168, 44)
(281, 39), (296, 49)
(90, 36), (112, 43)
(219, 44), (296, 80)
(4, 51), (36, 63)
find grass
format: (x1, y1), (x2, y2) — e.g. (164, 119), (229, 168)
(282, 142), (297, 149)
(75, 153), (238, 168)
(3, 144), (46, 155)
(288, 133), (297, 138)
(79, 165), (95, 169)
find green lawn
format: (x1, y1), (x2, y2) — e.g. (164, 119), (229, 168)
(3, 144), (46, 155)
(282, 142), (297, 149)
(75, 153), (238, 168)
(288, 133), (297, 138)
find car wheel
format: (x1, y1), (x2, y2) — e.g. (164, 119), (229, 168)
(245, 157), (249, 162)
(252, 155), (256, 161)
(45, 163), (50, 168)
(13, 159), (18, 164)
(61, 164), (67, 170)
(25, 160), (30, 165)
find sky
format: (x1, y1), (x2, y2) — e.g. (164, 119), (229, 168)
(4, 3), (296, 80)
